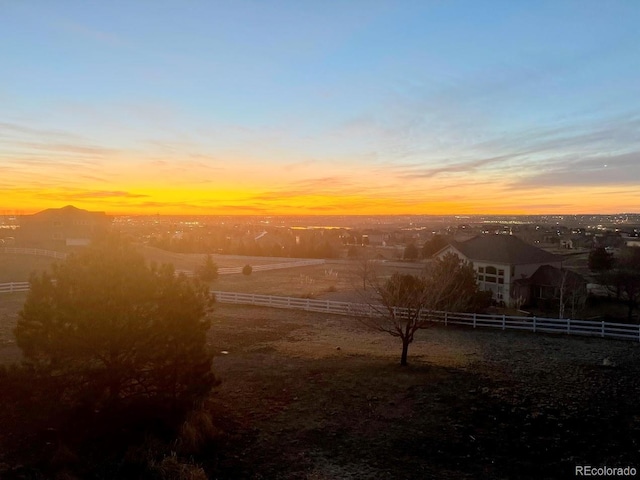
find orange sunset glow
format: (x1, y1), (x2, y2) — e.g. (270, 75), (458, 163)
(2, 2), (639, 216)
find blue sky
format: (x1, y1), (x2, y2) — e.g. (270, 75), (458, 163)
(2, 1), (639, 214)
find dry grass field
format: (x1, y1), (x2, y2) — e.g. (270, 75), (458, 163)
(214, 262), (359, 298)
(1, 294), (640, 478)
(2, 253), (640, 478)
(139, 246), (318, 270)
(204, 304), (640, 479)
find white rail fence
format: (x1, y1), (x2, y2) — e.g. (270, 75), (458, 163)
(177, 259), (325, 277)
(212, 291), (640, 342)
(0, 282), (30, 294)
(2, 283), (637, 342)
(0, 247), (67, 260)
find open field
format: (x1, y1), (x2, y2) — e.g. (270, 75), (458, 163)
(213, 259), (424, 300)
(0, 249), (415, 301)
(139, 246), (318, 271)
(214, 262), (359, 298)
(204, 305), (640, 479)
(1, 294), (640, 477)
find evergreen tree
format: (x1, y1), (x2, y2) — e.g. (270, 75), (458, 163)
(15, 239), (218, 412)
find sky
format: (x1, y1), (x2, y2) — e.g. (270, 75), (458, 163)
(2, 1), (640, 215)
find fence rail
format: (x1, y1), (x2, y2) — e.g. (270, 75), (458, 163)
(212, 291), (640, 342)
(0, 247), (67, 260)
(2, 283), (637, 342)
(0, 282), (30, 293)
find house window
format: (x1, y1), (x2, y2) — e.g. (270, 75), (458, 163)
(478, 267), (485, 273)
(481, 265), (505, 288)
(52, 232), (63, 240)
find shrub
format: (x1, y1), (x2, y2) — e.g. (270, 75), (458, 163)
(242, 264), (252, 276)
(196, 254), (218, 282)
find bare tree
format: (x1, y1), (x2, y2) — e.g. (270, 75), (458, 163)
(558, 269), (587, 319)
(357, 256), (374, 291)
(351, 246), (376, 291)
(357, 253), (484, 366)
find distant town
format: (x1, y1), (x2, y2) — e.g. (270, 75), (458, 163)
(2, 208), (639, 259)
(2, 206), (639, 325)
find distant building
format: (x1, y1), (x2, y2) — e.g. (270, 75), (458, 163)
(625, 238), (640, 248)
(18, 205), (111, 250)
(512, 265), (586, 310)
(433, 235), (562, 305)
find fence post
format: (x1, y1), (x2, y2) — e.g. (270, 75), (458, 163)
(601, 321), (605, 338)
(567, 318), (571, 334)
(444, 312), (448, 326)
(306, 298), (310, 310)
(533, 316), (537, 333)
(473, 313), (476, 328)
(502, 314), (506, 330)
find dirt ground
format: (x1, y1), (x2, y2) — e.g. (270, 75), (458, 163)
(2, 274), (640, 478)
(204, 304), (640, 479)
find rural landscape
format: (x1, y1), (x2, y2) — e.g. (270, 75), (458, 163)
(1, 211), (640, 478)
(3, 1), (640, 479)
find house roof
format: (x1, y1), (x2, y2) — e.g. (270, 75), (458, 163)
(442, 234), (560, 265)
(514, 265), (585, 287)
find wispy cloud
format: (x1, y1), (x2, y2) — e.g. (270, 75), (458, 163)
(393, 154), (517, 179)
(0, 121), (83, 141)
(10, 141), (118, 157)
(36, 190), (149, 201)
(250, 176), (357, 202)
(510, 150), (640, 188)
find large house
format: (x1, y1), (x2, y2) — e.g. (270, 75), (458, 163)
(433, 234), (562, 305)
(18, 205), (111, 250)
